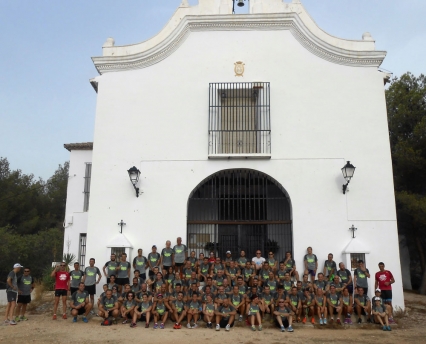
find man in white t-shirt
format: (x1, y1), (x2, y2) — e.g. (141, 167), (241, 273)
(252, 251), (266, 273)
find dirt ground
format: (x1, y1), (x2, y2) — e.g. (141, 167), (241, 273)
(0, 291), (425, 344)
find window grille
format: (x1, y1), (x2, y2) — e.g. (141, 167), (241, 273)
(78, 234), (87, 269)
(83, 163), (92, 212)
(209, 82), (271, 156)
(350, 253), (365, 271)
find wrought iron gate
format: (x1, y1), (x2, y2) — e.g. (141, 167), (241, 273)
(187, 169), (292, 262)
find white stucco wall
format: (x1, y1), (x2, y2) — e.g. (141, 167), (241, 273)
(75, 8), (402, 308)
(63, 149), (92, 264)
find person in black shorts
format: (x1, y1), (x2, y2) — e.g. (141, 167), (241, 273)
(15, 267), (34, 322)
(70, 282), (92, 323)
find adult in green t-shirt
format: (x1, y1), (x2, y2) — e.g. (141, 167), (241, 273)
(70, 262), (84, 295)
(160, 241), (174, 274)
(303, 247), (318, 283)
(70, 282), (92, 322)
(148, 245), (161, 278)
(103, 254), (118, 283)
(133, 249), (148, 280)
(173, 237), (188, 274)
(15, 267), (34, 322)
(273, 298), (294, 332)
(215, 297), (236, 331)
(247, 295), (264, 331)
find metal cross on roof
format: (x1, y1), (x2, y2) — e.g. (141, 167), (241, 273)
(118, 220), (126, 233)
(349, 224), (357, 238)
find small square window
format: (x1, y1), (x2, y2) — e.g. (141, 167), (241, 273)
(111, 247), (126, 256)
(350, 253), (365, 271)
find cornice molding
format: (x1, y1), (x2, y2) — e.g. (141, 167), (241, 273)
(92, 13), (386, 74)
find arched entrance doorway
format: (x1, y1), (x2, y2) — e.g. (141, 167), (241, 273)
(187, 169), (292, 262)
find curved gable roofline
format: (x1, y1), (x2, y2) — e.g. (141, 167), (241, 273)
(92, 1), (386, 74)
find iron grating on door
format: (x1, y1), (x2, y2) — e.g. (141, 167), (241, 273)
(187, 169), (292, 262)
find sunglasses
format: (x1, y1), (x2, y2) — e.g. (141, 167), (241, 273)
(60, 265), (66, 267)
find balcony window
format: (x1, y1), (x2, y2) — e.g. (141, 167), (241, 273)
(209, 82), (271, 158)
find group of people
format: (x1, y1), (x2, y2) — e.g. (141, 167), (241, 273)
(4, 239), (396, 333)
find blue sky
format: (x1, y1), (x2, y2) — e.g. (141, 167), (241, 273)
(1, 0), (425, 180)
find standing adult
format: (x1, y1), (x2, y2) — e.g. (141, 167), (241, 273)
(283, 251), (299, 281)
(82, 258), (102, 310)
(354, 260), (370, 296)
(323, 253), (337, 281)
(236, 250), (247, 270)
(103, 253), (118, 284)
(4, 263), (23, 325)
(375, 262), (395, 323)
(303, 247), (318, 283)
(160, 241), (174, 274)
(252, 250), (266, 274)
(51, 262), (70, 320)
(116, 253), (131, 293)
(15, 267), (34, 322)
(148, 245), (161, 278)
(70, 262), (84, 295)
(133, 249), (148, 281)
(173, 237), (188, 274)
(336, 262), (353, 293)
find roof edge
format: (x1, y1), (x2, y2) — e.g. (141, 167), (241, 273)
(64, 142), (93, 152)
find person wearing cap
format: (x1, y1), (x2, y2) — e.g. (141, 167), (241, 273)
(247, 294), (264, 331)
(14, 266), (34, 322)
(373, 289), (393, 323)
(4, 263), (23, 325)
(152, 293), (168, 329)
(354, 260), (370, 296)
(132, 249), (148, 282)
(375, 262), (395, 323)
(372, 296), (391, 331)
(148, 246), (161, 279)
(51, 261), (70, 320)
(224, 251), (233, 269)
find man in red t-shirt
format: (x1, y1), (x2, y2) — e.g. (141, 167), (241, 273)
(375, 262), (395, 322)
(50, 262), (70, 320)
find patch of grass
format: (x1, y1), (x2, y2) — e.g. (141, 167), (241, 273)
(393, 306), (407, 320)
(27, 280), (45, 311)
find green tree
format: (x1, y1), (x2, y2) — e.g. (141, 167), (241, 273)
(386, 72), (426, 294)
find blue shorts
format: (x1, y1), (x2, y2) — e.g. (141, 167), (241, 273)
(308, 270), (316, 277)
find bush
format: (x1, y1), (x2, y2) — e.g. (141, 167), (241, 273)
(41, 266), (55, 291)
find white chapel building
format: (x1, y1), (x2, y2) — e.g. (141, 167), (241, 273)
(63, 0), (403, 307)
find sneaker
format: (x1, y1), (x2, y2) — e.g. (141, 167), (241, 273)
(89, 310), (95, 315)
(20, 316), (28, 321)
(62, 314), (67, 320)
(357, 318), (362, 324)
(187, 323), (192, 329)
(130, 322), (137, 328)
(3, 320), (10, 325)
(387, 326), (392, 331)
(52, 314), (57, 320)
(173, 323), (179, 329)
(239, 315), (243, 322)
(192, 323), (198, 329)
(14, 316), (20, 323)
(145, 323), (149, 328)
(389, 318), (395, 324)
(347, 318), (353, 325)
(367, 318), (372, 323)
(207, 322), (212, 329)
(72, 317), (77, 323)
(287, 325), (294, 332)
(153, 323), (158, 329)
(337, 318), (341, 325)
(311, 317), (315, 324)
(258, 325), (262, 331)
(383, 325), (387, 331)
(343, 318), (348, 324)
(122, 319), (128, 324)
(216, 324), (220, 331)
(302, 317), (306, 324)
(225, 324), (230, 331)
(330, 317), (334, 323)
(323, 318), (327, 325)
(160, 323), (165, 329)
(251, 325), (256, 331)
(319, 318), (323, 325)
(9, 320), (17, 326)
(82, 316), (88, 323)
(281, 325), (285, 332)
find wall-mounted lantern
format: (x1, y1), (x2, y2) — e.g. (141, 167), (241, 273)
(127, 166), (141, 197)
(341, 161), (356, 194)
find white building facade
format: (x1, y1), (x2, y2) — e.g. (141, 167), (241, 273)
(63, 0), (403, 308)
